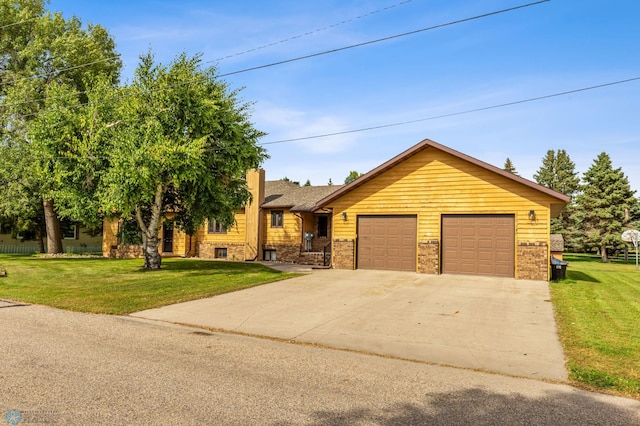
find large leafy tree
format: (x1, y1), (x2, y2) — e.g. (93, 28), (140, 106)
(344, 170), (364, 185)
(99, 52), (267, 269)
(574, 152), (637, 262)
(533, 149), (580, 235)
(0, 0), (120, 253)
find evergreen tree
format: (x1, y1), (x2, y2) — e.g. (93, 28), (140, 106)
(533, 149), (580, 236)
(503, 158), (519, 176)
(328, 178), (333, 186)
(303, 180), (311, 187)
(534, 150), (580, 195)
(574, 152), (637, 262)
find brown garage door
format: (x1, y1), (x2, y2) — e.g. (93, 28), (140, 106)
(357, 216), (417, 272)
(442, 215), (514, 277)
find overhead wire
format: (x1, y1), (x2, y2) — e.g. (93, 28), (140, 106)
(0, 55), (122, 89)
(259, 76), (640, 145)
(0, 16), (38, 30)
(221, 0), (550, 77)
(2, 0), (549, 118)
(0, 0), (413, 100)
(18, 76), (640, 159)
(207, 0), (414, 63)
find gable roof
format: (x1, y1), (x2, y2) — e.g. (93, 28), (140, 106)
(263, 181), (342, 212)
(314, 138), (570, 216)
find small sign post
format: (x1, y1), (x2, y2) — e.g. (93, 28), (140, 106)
(621, 230), (640, 271)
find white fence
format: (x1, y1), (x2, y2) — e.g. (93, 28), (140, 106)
(0, 244), (102, 254)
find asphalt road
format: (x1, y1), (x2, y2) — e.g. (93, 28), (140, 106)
(1, 302), (639, 425)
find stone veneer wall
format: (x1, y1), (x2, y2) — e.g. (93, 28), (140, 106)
(263, 244), (301, 263)
(517, 241), (548, 281)
(333, 239), (355, 270)
(109, 244), (143, 259)
(298, 252), (327, 266)
(197, 242), (245, 260)
(418, 240), (439, 274)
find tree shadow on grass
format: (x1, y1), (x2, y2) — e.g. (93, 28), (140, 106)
(566, 270), (600, 283)
(303, 387), (639, 426)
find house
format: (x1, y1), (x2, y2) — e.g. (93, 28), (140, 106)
(103, 170), (342, 266)
(314, 139), (569, 280)
(0, 220), (102, 254)
(103, 138), (569, 280)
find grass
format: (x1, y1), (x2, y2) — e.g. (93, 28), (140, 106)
(2, 252), (639, 398)
(0, 255), (298, 315)
(550, 253), (640, 398)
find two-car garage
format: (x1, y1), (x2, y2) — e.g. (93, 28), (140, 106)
(357, 214), (515, 277)
(317, 139), (570, 281)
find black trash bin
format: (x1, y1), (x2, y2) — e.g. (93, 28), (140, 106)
(551, 256), (568, 280)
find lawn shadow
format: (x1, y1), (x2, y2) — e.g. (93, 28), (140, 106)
(566, 270), (601, 283)
(303, 387), (639, 426)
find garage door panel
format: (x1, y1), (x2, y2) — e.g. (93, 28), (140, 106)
(442, 215), (514, 277)
(357, 216), (416, 272)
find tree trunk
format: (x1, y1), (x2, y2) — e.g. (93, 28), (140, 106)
(601, 243), (609, 263)
(35, 223), (46, 254)
(142, 233), (162, 269)
(135, 184), (165, 270)
(43, 199), (63, 254)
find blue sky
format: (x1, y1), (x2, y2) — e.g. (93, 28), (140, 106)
(50, 0), (640, 191)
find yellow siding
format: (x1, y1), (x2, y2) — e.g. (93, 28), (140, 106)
(263, 209), (303, 246)
(102, 219), (119, 256)
(197, 210), (247, 244)
(329, 148), (553, 244)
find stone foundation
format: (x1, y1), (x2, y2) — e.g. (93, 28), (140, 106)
(311, 237), (331, 253)
(517, 241), (548, 280)
(418, 240), (439, 274)
(109, 244), (143, 259)
(263, 244), (301, 263)
(298, 252), (327, 266)
(333, 239), (355, 270)
(197, 242), (245, 261)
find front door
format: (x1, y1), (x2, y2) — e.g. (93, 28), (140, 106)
(162, 222), (174, 253)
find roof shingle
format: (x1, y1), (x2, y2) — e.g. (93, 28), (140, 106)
(262, 181), (342, 212)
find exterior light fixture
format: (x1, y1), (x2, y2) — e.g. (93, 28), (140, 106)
(528, 210), (536, 221)
(341, 212), (348, 221)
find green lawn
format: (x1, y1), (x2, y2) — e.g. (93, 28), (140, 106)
(0, 255), (298, 315)
(551, 253), (640, 398)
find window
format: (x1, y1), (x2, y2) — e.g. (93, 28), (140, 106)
(318, 216), (328, 238)
(215, 248), (227, 259)
(264, 249), (277, 261)
(207, 219), (227, 234)
(60, 222), (78, 240)
(271, 210), (283, 228)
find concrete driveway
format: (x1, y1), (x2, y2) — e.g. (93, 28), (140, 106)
(132, 269), (567, 380)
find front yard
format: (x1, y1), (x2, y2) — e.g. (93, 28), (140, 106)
(551, 253), (640, 398)
(0, 255), (297, 315)
(1, 252), (639, 399)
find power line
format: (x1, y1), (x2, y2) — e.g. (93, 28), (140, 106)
(19, 77), (640, 160)
(220, 0), (550, 77)
(208, 0), (414, 63)
(0, 17), (38, 30)
(1, 0), (411, 103)
(2, 1), (549, 118)
(259, 76), (640, 145)
(0, 55), (122, 89)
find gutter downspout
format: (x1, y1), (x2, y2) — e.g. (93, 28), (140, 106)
(293, 212), (304, 254)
